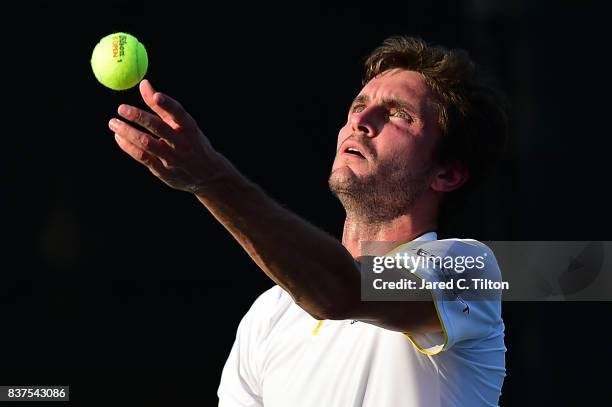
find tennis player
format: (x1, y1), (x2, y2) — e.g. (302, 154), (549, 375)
(108, 36), (509, 406)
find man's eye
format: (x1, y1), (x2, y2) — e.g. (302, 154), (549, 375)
(351, 104), (366, 113)
(391, 110), (413, 122)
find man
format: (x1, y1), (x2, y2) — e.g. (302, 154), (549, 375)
(108, 36), (508, 406)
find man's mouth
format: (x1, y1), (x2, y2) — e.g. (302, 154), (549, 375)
(342, 145), (367, 159)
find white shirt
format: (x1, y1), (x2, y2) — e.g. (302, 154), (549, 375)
(217, 233), (506, 406)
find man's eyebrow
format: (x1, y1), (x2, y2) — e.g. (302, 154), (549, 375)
(350, 94), (420, 114)
(351, 94), (370, 106)
(381, 97), (420, 114)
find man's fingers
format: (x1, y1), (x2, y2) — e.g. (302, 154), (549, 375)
(139, 79), (197, 131)
(117, 104), (177, 147)
(109, 118), (173, 159)
(113, 133), (170, 176)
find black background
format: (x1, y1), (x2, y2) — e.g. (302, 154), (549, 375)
(3, 1), (612, 405)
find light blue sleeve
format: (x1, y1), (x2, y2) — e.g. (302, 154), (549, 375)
(400, 240), (505, 355)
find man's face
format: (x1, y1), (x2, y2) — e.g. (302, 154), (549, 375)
(329, 69), (442, 220)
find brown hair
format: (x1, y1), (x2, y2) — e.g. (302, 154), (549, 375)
(364, 36), (509, 209)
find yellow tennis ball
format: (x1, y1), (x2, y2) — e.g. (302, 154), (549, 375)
(91, 32), (148, 91)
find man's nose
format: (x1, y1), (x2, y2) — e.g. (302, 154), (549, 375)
(349, 107), (381, 137)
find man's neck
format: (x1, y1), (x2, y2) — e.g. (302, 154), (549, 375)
(341, 213), (436, 258)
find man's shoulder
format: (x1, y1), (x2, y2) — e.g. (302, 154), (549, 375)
(397, 238), (501, 278)
(244, 285), (294, 323)
(413, 237), (495, 258)
(251, 285), (290, 309)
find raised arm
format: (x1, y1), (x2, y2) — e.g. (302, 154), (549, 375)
(108, 79), (440, 333)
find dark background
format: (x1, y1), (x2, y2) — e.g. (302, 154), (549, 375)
(3, 0), (612, 405)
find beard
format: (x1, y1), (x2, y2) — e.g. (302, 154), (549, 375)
(328, 154), (433, 224)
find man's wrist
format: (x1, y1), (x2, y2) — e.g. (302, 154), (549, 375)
(190, 151), (249, 198)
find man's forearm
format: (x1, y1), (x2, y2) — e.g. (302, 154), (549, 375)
(194, 152), (360, 319)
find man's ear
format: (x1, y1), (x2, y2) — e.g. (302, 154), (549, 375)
(430, 161), (469, 193)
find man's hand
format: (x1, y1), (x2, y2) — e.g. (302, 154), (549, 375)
(108, 79), (220, 193)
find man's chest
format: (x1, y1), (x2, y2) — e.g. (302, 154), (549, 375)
(256, 309), (437, 407)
